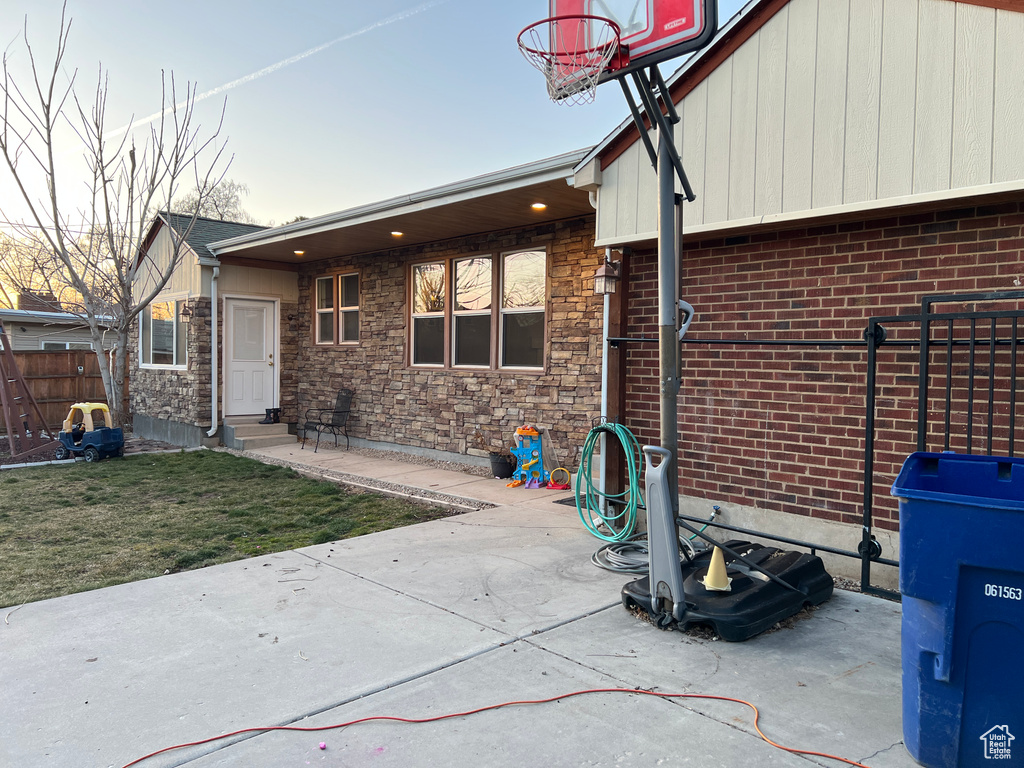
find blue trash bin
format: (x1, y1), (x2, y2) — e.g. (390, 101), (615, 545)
(892, 452), (1024, 768)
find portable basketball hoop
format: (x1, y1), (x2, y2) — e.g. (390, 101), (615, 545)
(517, 15), (622, 105)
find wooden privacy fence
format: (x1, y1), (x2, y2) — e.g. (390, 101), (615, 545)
(0, 350), (125, 431)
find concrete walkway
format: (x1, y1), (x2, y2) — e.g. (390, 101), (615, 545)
(0, 443), (915, 768)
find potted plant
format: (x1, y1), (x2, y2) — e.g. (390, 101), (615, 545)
(488, 448), (516, 479)
(470, 428), (516, 479)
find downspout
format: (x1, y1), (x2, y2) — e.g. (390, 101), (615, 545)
(206, 265), (220, 438)
(599, 247), (612, 515)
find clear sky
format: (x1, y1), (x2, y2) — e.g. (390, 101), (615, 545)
(0, 0), (748, 228)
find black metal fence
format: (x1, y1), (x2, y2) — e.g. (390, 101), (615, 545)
(861, 290), (1024, 597)
(614, 290), (1024, 598)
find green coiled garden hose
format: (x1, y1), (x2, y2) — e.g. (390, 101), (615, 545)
(575, 422), (644, 542)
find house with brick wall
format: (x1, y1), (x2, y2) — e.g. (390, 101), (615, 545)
(130, 151), (607, 469)
(129, 0), (1024, 587)
(571, 0), (1024, 585)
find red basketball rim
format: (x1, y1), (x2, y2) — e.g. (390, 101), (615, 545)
(517, 14), (622, 58)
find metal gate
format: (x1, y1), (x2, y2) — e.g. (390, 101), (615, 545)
(861, 290), (1024, 597)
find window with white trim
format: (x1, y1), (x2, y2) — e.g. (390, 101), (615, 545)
(314, 272), (360, 345)
(140, 299), (187, 367)
(339, 273), (359, 342)
(409, 249), (546, 370)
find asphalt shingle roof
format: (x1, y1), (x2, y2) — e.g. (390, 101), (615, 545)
(162, 213), (267, 258)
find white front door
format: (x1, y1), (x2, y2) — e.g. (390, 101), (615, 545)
(224, 298), (276, 417)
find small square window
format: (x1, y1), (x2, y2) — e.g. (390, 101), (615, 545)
(314, 272), (360, 345)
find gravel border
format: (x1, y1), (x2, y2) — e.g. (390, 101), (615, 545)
(301, 444), (495, 478)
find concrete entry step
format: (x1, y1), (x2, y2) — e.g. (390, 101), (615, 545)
(229, 422), (290, 438)
(221, 421), (294, 450)
(234, 434), (298, 451)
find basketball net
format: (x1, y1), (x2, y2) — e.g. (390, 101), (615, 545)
(518, 15), (621, 106)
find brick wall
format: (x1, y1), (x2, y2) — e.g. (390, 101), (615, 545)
(624, 201), (1024, 533)
(294, 216), (604, 466)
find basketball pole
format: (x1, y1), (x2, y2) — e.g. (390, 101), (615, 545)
(619, 65), (694, 517)
(657, 131), (681, 514)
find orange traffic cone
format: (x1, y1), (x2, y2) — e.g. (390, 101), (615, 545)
(701, 546), (732, 592)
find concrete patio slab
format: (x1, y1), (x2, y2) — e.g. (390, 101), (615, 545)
(534, 590), (910, 767)
(0, 548), (508, 768)
(177, 640), (822, 768)
(1, 447), (915, 768)
(301, 505), (625, 637)
(251, 444), (570, 508)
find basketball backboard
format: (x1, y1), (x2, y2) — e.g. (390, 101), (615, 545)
(550, 0), (717, 80)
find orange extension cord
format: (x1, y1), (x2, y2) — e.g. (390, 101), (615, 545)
(122, 687), (875, 768)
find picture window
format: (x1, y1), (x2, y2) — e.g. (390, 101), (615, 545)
(409, 249), (546, 370)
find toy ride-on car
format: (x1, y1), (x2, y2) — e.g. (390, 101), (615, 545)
(55, 402), (124, 462)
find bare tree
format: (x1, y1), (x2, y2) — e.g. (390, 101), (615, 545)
(0, 230), (90, 312)
(175, 178), (257, 223)
(0, 5), (229, 424)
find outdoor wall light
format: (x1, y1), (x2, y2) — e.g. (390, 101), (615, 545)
(178, 303), (194, 323)
(593, 260), (621, 295)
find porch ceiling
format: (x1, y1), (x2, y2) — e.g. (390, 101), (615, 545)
(213, 178), (594, 265)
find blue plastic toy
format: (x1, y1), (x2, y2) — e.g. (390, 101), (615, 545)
(506, 425), (550, 488)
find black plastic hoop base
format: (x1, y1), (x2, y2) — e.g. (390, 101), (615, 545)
(621, 540), (834, 642)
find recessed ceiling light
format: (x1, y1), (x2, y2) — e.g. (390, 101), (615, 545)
(391, 231), (403, 237)
(531, 202), (547, 210)
(293, 250), (305, 256)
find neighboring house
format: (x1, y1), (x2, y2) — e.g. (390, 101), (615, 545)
(0, 308), (114, 351)
(571, 0), (1024, 575)
(130, 152), (605, 466)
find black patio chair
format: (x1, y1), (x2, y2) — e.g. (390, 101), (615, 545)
(301, 389), (353, 452)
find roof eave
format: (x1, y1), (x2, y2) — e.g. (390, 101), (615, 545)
(208, 149), (591, 254)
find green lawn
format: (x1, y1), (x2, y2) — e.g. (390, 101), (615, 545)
(0, 450), (452, 608)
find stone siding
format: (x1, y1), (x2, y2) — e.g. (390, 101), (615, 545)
(130, 296), (300, 432)
(294, 216), (604, 467)
(277, 300), (300, 424)
(129, 297), (210, 430)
